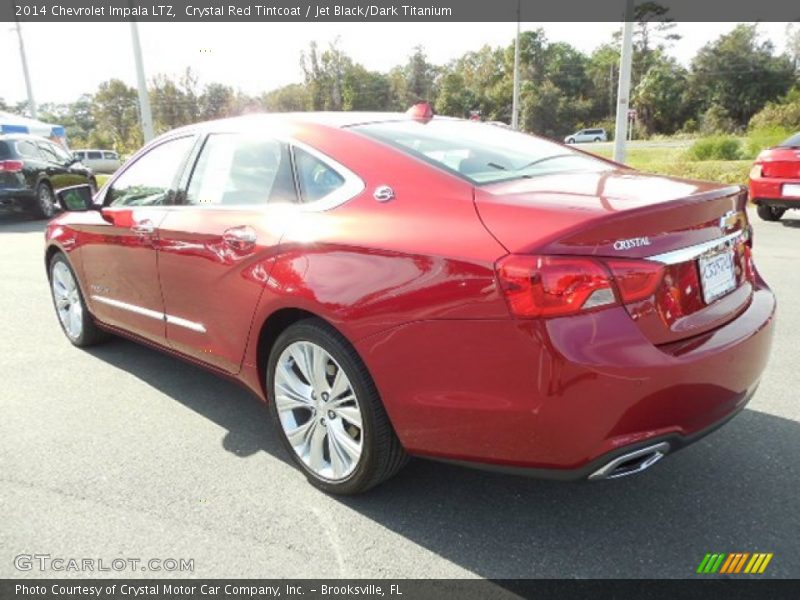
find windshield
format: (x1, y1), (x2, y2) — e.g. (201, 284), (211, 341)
(352, 119), (612, 184)
(778, 132), (800, 148)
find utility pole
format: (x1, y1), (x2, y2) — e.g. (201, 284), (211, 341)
(613, 0), (635, 163)
(511, 0), (521, 130)
(14, 19), (37, 119)
(129, 20), (155, 143)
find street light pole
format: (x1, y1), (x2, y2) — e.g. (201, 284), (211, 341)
(14, 19), (37, 119)
(129, 20), (155, 143)
(511, 0), (521, 130)
(613, 0), (635, 163)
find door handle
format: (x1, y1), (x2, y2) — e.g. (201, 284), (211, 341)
(131, 219), (155, 236)
(223, 226), (257, 252)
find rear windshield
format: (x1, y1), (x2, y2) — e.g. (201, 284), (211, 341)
(352, 119), (611, 184)
(0, 141), (10, 159)
(778, 133), (800, 148)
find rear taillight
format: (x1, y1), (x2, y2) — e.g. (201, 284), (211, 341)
(605, 259), (664, 303)
(749, 164), (762, 179)
(0, 160), (24, 173)
(496, 255), (664, 318)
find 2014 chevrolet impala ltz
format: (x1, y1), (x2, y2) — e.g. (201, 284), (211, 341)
(45, 109), (776, 494)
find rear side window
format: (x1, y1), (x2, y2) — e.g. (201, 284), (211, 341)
(14, 140), (41, 159)
(107, 136), (195, 207)
(293, 148), (345, 203)
(74, 151), (85, 159)
(88, 151), (102, 160)
(778, 133), (800, 148)
(0, 141), (9, 159)
(185, 133), (295, 206)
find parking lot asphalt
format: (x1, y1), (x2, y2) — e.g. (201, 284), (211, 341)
(1, 208), (798, 580)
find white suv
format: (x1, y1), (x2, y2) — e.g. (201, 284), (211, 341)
(564, 128), (607, 144)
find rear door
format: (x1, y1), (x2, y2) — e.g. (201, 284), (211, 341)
(79, 135), (197, 344)
(156, 132), (295, 373)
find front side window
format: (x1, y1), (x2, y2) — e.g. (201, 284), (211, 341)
(107, 136), (195, 207)
(293, 148), (345, 204)
(37, 142), (60, 163)
(353, 120), (611, 185)
(185, 133), (295, 206)
(103, 151), (118, 160)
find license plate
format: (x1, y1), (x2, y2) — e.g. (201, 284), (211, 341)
(698, 249), (737, 304)
(782, 183), (800, 197)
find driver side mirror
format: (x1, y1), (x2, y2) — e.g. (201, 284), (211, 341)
(55, 184), (96, 212)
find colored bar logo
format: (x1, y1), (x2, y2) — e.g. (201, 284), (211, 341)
(697, 552), (773, 574)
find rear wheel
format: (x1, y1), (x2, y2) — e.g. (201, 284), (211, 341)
(593, 137), (602, 142)
(267, 318), (407, 494)
(757, 204), (785, 222)
(49, 253), (109, 347)
(32, 182), (56, 220)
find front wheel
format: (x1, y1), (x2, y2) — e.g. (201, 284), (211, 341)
(49, 253), (109, 347)
(566, 138), (575, 144)
(267, 318), (407, 494)
(756, 204), (784, 222)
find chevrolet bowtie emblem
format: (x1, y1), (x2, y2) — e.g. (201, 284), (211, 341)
(719, 210), (739, 233)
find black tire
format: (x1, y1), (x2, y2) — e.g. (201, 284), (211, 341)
(757, 204), (784, 222)
(566, 138), (575, 144)
(49, 253), (110, 347)
(593, 137), (602, 142)
(32, 181), (57, 220)
(267, 318), (407, 494)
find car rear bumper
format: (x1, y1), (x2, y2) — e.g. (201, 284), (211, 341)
(0, 188), (35, 208)
(356, 279), (776, 474)
(751, 177), (800, 208)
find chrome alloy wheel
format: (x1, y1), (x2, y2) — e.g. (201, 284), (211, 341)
(274, 341), (364, 481)
(38, 184), (56, 218)
(51, 261), (83, 340)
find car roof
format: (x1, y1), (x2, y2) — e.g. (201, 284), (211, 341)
(166, 111), (460, 138)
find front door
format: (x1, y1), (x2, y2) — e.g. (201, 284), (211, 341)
(80, 135), (197, 344)
(157, 132), (295, 373)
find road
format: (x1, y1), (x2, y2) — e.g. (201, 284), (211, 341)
(1, 208), (798, 580)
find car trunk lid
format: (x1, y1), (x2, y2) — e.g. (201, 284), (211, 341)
(476, 169), (754, 345)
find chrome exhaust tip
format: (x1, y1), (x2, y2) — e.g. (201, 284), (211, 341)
(588, 442), (671, 481)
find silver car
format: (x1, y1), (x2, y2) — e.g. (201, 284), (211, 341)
(564, 128), (607, 144)
(73, 149), (121, 174)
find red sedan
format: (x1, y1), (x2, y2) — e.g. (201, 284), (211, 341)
(750, 132), (800, 221)
(45, 112), (775, 494)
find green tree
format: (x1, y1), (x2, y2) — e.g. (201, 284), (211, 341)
(688, 24), (795, 129)
(260, 84), (310, 112)
(633, 52), (689, 134)
(92, 79), (141, 153)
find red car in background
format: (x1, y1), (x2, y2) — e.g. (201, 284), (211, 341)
(750, 131), (800, 221)
(45, 112), (775, 494)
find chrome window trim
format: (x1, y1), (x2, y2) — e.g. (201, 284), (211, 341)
(91, 295), (206, 334)
(647, 230), (744, 265)
(289, 140), (365, 212)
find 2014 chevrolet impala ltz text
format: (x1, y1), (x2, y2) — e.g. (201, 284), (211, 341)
(44, 109), (775, 494)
